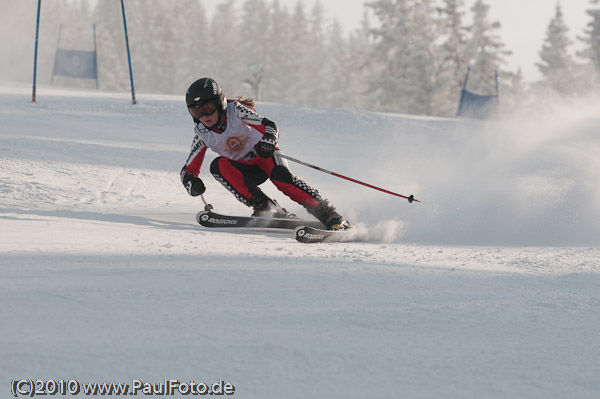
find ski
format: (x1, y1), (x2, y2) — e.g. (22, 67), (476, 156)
(196, 210), (324, 230)
(293, 225), (353, 243)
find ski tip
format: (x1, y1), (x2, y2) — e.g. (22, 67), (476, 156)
(196, 210), (209, 224)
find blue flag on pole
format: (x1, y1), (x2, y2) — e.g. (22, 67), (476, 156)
(53, 48), (97, 79)
(456, 67), (499, 119)
(456, 91), (498, 119)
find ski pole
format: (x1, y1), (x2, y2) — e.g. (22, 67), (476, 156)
(201, 194), (213, 211)
(280, 154), (420, 203)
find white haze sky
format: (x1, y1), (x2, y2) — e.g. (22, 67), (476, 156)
(204, 0), (592, 83)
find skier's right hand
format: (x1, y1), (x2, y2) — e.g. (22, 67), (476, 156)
(182, 173), (206, 196)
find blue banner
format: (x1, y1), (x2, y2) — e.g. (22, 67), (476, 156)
(457, 90), (498, 119)
(53, 48), (97, 79)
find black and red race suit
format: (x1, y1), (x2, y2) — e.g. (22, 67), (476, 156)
(181, 101), (323, 209)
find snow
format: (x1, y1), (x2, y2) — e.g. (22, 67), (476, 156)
(1, 82), (599, 398)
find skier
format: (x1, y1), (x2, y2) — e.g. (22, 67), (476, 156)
(180, 77), (350, 230)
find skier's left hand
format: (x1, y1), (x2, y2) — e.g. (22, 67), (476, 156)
(254, 133), (277, 158)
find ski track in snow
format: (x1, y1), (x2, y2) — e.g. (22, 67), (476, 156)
(1, 84), (599, 398)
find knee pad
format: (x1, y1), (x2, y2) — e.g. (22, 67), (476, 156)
(209, 157), (223, 177)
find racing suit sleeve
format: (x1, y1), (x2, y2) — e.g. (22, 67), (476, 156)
(234, 101), (279, 141)
(180, 127), (208, 183)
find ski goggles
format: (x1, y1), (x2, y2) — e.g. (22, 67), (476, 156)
(188, 101), (218, 118)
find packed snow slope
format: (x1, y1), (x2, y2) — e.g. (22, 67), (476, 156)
(2, 84), (600, 246)
(1, 83), (599, 399)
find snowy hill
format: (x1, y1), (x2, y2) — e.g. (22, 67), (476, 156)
(1, 83), (599, 398)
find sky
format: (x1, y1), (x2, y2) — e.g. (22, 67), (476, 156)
(208, 0), (593, 83)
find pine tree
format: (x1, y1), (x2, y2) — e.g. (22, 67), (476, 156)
(319, 19), (371, 110)
(578, 0), (600, 85)
(133, 0), (180, 94)
(285, 2), (312, 104)
(93, 0), (129, 92)
(407, 0), (442, 115)
(536, 3), (577, 95)
(437, 0), (470, 116)
(302, 0), (330, 107)
(208, 0), (243, 94)
(172, 0), (209, 95)
(262, 0), (292, 103)
(503, 67), (526, 111)
(320, 20), (351, 107)
(465, 0), (511, 95)
(238, 0), (271, 100)
(344, 11), (373, 111)
(365, 0), (413, 113)
(0, 0), (36, 82)
(261, 0), (315, 105)
(366, 0), (448, 115)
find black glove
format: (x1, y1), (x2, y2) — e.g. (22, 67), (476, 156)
(254, 132), (277, 158)
(182, 173), (205, 196)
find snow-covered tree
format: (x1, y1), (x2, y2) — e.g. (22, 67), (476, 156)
(132, 0), (181, 94)
(405, 0), (443, 115)
(303, 0), (330, 107)
(208, 0), (243, 93)
(320, 21), (351, 107)
(0, 0), (35, 82)
(365, 0), (414, 113)
(536, 3), (577, 95)
(366, 0), (447, 115)
(285, 2), (313, 104)
(436, 0), (470, 116)
(261, 0), (292, 103)
(237, 0), (270, 100)
(343, 11), (373, 111)
(172, 0), (209, 95)
(501, 68), (528, 111)
(465, 0), (511, 95)
(13, 0), (530, 115)
(319, 20), (370, 110)
(93, 0), (129, 92)
(577, 0), (600, 85)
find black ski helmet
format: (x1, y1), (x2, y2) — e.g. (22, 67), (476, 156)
(185, 77), (227, 112)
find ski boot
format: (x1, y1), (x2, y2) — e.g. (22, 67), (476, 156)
(251, 198), (295, 219)
(310, 200), (350, 230)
